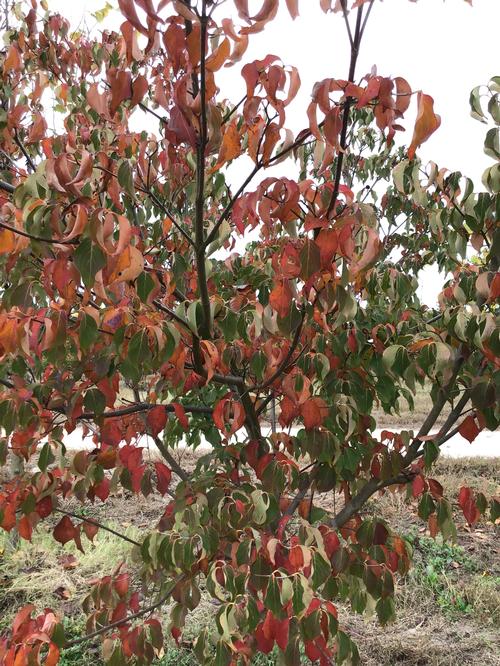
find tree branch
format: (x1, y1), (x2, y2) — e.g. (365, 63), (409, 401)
(54, 508), (142, 548)
(0, 179), (15, 193)
(194, 3), (212, 338)
(78, 402), (213, 420)
(64, 575), (185, 649)
(0, 220), (77, 245)
(153, 435), (189, 483)
(325, 4), (365, 220)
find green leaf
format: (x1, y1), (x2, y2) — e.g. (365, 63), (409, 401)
(469, 85), (486, 123)
(423, 440), (439, 469)
(74, 238), (106, 289)
(117, 160), (135, 198)
(83, 388), (106, 416)
(79, 313), (98, 350)
(264, 574), (281, 615)
(137, 271), (155, 302)
(128, 330), (152, 366)
(418, 492), (435, 520)
(311, 551), (331, 589)
(38, 442), (54, 472)
(375, 596), (395, 625)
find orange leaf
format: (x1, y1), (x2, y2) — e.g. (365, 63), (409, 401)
(17, 515), (32, 541)
(118, 0), (148, 34)
(67, 150), (93, 186)
(108, 245), (143, 283)
(0, 228), (16, 254)
(87, 83), (109, 117)
(269, 280), (292, 319)
(206, 38), (231, 72)
(300, 396), (327, 430)
(408, 92), (441, 160)
(213, 394), (245, 436)
(45, 643), (60, 666)
(210, 119), (241, 171)
(4, 44), (22, 72)
(285, 0), (299, 19)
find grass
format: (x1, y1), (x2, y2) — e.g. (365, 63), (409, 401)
(1, 457), (499, 665)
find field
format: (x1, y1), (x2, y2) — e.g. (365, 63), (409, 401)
(1, 453), (499, 666)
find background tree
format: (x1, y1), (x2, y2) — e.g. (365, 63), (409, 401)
(0, 0), (498, 664)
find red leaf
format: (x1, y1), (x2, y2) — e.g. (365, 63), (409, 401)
(458, 486), (480, 525)
(213, 395), (246, 436)
(67, 150), (93, 185)
(316, 229), (338, 267)
(172, 402), (188, 429)
(93, 477), (110, 502)
(288, 545), (304, 571)
(36, 496), (53, 518)
(408, 92), (441, 160)
(255, 622), (274, 653)
(171, 626), (182, 646)
(131, 74), (149, 107)
(12, 605), (35, 638)
(458, 414), (480, 443)
(53, 516), (77, 545)
(83, 521), (99, 542)
(490, 273), (500, 300)
(155, 462), (172, 495)
(147, 405), (168, 435)
(412, 475), (425, 498)
(101, 420), (123, 447)
(322, 530), (340, 558)
(113, 572), (130, 598)
(428, 478), (444, 499)
(280, 243), (301, 278)
(271, 615), (289, 651)
(347, 328), (357, 353)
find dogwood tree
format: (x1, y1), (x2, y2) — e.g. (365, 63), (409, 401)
(0, 0), (498, 664)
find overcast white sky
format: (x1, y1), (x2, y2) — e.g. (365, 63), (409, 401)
(46, 0), (500, 304)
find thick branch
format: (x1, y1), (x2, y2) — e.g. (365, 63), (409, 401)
(325, 3), (365, 220)
(0, 179), (15, 193)
(78, 402), (213, 420)
(194, 4), (212, 338)
(328, 352), (470, 530)
(330, 471), (415, 530)
(153, 435), (189, 483)
(403, 352), (465, 464)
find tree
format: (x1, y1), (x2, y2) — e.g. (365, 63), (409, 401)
(0, 0), (498, 664)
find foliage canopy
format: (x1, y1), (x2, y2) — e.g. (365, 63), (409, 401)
(0, 0), (498, 664)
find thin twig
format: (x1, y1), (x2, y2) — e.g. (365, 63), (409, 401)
(64, 575), (185, 648)
(54, 508), (142, 548)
